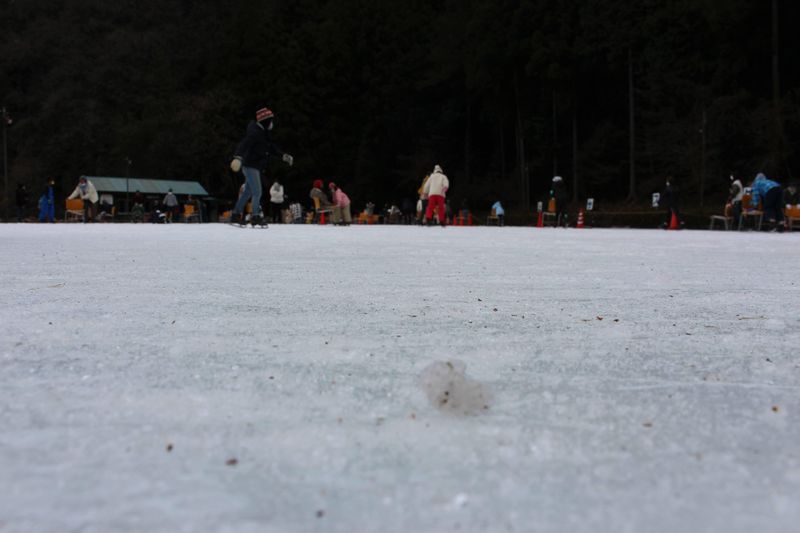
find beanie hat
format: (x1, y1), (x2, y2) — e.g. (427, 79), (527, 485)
(313, 179), (323, 189)
(433, 164), (443, 173)
(256, 107), (274, 122)
(552, 176), (563, 183)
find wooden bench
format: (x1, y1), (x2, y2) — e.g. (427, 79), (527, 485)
(357, 212), (381, 224)
(313, 196), (334, 224)
(64, 198), (84, 222)
(183, 204), (200, 223)
(709, 214), (733, 230)
(486, 208), (500, 225)
(738, 194), (762, 231)
(786, 205), (800, 231)
(541, 211), (558, 226)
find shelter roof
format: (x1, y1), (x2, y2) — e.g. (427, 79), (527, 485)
(84, 177), (209, 196)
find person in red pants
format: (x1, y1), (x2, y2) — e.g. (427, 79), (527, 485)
(423, 164), (449, 226)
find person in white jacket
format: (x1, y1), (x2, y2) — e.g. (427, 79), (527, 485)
(423, 164), (449, 226)
(67, 176), (99, 223)
(269, 180), (285, 223)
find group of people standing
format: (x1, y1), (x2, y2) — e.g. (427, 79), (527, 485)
(727, 173), (796, 232)
(14, 181), (56, 222)
(309, 179), (352, 225)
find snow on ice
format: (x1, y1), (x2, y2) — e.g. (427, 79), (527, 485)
(0, 223), (798, 533)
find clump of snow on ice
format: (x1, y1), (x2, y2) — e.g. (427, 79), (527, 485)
(419, 360), (491, 415)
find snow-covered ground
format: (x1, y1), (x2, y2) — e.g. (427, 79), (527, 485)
(1, 223), (798, 533)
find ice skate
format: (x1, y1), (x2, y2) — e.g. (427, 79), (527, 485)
(249, 214), (268, 228)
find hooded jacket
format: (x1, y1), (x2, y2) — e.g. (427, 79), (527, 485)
(749, 173), (780, 209)
(332, 188), (351, 207)
(68, 179), (99, 203)
(235, 121), (285, 171)
(270, 182), (285, 203)
(310, 187), (332, 207)
(424, 169), (449, 197)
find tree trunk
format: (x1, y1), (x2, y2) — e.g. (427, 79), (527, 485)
(771, 0), (783, 170)
(514, 72), (529, 213)
(700, 109), (706, 208)
(627, 47), (637, 202)
(552, 90), (558, 177)
(499, 121), (505, 186)
(572, 105), (578, 203)
(464, 100), (471, 184)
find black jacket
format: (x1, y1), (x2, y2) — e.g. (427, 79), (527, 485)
(662, 183), (679, 209)
(16, 186), (28, 207)
(235, 121), (284, 171)
(552, 180), (567, 201)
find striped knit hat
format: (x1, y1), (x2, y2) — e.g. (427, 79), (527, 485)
(256, 107), (274, 122)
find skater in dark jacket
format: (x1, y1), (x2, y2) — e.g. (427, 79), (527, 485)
(660, 176), (682, 229)
(15, 184), (28, 222)
(229, 106), (294, 226)
(551, 176), (568, 227)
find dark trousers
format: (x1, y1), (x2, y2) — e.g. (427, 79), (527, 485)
(270, 201), (284, 223)
(763, 187), (784, 225)
(83, 200), (96, 222)
(732, 201), (742, 223)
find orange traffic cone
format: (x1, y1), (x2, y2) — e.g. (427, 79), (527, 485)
(468, 213), (473, 226)
(577, 209), (585, 229)
(319, 212), (326, 225)
(536, 211), (543, 228)
(668, 211), (679, 230)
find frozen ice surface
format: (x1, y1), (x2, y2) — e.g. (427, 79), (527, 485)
(0, 223), (798, 533)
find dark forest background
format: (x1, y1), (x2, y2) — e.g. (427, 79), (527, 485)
(1, 0), (799, 216)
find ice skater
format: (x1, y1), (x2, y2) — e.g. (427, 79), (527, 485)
(423, 164), (449, 226)
(229, 106), (294, 226)
(659, 176), (682, 229)
(551, 176), (568, 227)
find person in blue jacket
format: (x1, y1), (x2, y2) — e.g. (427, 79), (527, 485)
(229, 106), (294, 226)
(749, 172), (784, 231)
(491, 200), (505, 226)
(38, 179), (55, 223)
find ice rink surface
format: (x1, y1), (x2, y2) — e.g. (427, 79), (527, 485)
(1, 223), (798, 533)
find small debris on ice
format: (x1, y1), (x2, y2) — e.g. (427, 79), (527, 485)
(226, 458), (238, 466)
(451, 493), (469, 508)
(420, 360), (491, 416)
